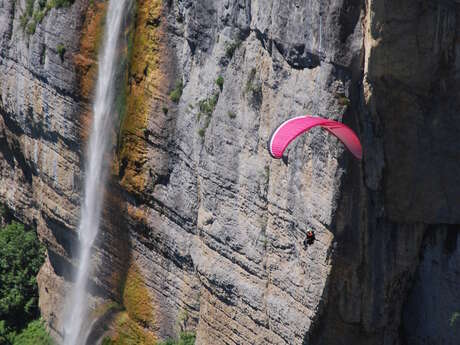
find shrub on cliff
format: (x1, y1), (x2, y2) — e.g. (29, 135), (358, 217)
(0, 221), (45, 331)
(169, 80), (184, 103)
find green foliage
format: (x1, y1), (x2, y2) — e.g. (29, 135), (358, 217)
(215, 76), (224, 91)
(338, 95), (351, 106)
(197, 128), (205, 138)
(0, 222), (45, 331)
(56, 43), (65, 61)
(225, 39), (241, 59)
(19, 15), (29, 30)
(227, 111), (236, 119)
(157, 332), (196, 345)
(33, 9), (47, 24)
(13, 320), (53, 345)
(162, 106), (169, 115)
(25, 21), (36, 35)
(25, 0), (35, 17)
(0, 319), (16, 344)
(169, 80), (184, 104)
(198, 93), (218, 119)
(450, 312), (460, 327)
(196, 93), (219, 140)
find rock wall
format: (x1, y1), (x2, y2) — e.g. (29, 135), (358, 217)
(0, 0), (86, 338)
(0, 0), (459, 344)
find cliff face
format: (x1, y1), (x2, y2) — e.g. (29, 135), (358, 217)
(0, 0), (86, 337)
(0, 1), (459, 345)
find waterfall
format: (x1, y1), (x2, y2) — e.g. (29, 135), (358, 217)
(63, 0), (130, 343)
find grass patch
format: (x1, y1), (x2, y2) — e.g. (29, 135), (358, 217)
(169, 80), (184, 103)
(227, 111), (236, 119)
(56, 43), (65, 61)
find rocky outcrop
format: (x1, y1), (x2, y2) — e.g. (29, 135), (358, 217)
(0, 0), (459, 344)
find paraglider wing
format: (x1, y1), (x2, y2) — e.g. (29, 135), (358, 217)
(267, 116), (362, 160)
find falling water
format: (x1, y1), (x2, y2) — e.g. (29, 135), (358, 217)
(63, 0), (130, 344)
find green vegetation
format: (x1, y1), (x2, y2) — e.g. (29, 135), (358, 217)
(162, 106), (169, 115)
(225, 39), (241, 59)
(198, 93), (219, 120)
(450, 312), (460, 327)
(227, 111), (236, 119)
(196, 93), (219, 140)
(0, 222), (45, 327)
(26, 22), (36, 35)
(20, 0), (75, 35)
(216, 76), (224, 91)
(11, 320), (53, 345)
(157, 332), (196, 345)
(0, 221), (48, 344)
(25, 0), (35, 17)
(336, 93), (351, 106)
(169, 80), (184, 104)
(56, 43), (66, 61)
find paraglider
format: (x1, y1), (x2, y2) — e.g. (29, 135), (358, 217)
(267, 115), (362, 160)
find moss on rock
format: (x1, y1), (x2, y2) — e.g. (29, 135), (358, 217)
(122, 264), (154, 327)
(117, 0), (168, 195)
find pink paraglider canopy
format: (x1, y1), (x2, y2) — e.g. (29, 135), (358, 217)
(267, 116), (362, 160)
